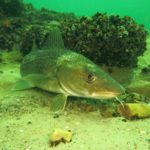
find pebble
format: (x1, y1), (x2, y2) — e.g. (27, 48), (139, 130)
(19, 129), (24, 133)
(140, 130), (146, 134)
(53, 113), (60, 118)
(75, 122), (80, 125)
(145, 139), (150, 143)
(27, 121), (32, 125)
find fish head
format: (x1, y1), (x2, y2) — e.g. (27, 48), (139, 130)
(57, 53), (125, 99)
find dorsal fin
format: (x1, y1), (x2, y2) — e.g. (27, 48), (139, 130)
(42, 27), (65, 50)
(32, 40), (38, 51)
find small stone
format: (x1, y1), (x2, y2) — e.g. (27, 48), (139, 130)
(63, 111), (68, 116)
(145, 139), (150, 143)
(141, 67), (150, 73)
(53, 113), (60, 118)
(19, 129), (24, 133)
(75, 122), (80, 125)
(121, 118), (127, 122)
(50, 129), (73, 147)
(27, 121), (32, 124)
(107, 68), (113, 74)
(140, 130), (146, 134)
(81, 100), (87, 104)
(24, 148), (31, 150)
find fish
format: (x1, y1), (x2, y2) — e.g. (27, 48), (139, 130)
(14, 27), (125, 113)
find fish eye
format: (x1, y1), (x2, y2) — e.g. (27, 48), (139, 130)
(86, 73), (95, 83)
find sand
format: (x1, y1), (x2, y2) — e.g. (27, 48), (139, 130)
(0, 38), (150, 150)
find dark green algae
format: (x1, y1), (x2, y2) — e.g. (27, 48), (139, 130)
(0, 0), (148, 68)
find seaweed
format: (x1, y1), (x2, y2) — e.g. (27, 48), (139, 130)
(0, 2), (148, 68)
(61, 13), (148, 67)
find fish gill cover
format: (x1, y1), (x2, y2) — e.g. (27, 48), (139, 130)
(0, 0), (148, 68)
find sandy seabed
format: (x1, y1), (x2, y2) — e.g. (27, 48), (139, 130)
(0, 37), (150, 150)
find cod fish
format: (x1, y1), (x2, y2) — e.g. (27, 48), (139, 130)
(14, 27), (125, 112)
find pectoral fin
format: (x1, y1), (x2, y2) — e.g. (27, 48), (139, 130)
(24, 74), (50, 86)
(50, 94), (67, 113)
(12, 79), (34, 91)
(13, 74), (50, 91)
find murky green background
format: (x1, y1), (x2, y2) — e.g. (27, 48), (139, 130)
(24, 0), (150, 30)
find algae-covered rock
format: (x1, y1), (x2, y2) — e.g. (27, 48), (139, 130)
(0, 0), (24, 17)
(0, 2), (147, 69)
(61, 13), (148, 67)
(117, 103), (150, 119)
(0, 2), (76, 52)
(127, 80), (150, 98)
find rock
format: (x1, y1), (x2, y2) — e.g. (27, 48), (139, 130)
(61, 13), (148, 67)
(0, 0), (24, 17)
(99, 104), (118, 117)
(50, 129), (72, 147)
(102, 66), (134, 86)
(117, 103), (150, 120)
(127, 80), (150, 97)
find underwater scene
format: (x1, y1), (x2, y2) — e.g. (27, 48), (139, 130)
(0, 0), (150, 149)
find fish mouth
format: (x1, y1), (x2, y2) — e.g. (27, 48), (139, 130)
(60, 84), (123, 99)
(59, 80), (124, 99)
(90, 91), (122, 99)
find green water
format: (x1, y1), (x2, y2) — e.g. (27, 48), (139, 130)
(24, 0), (150, 30)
